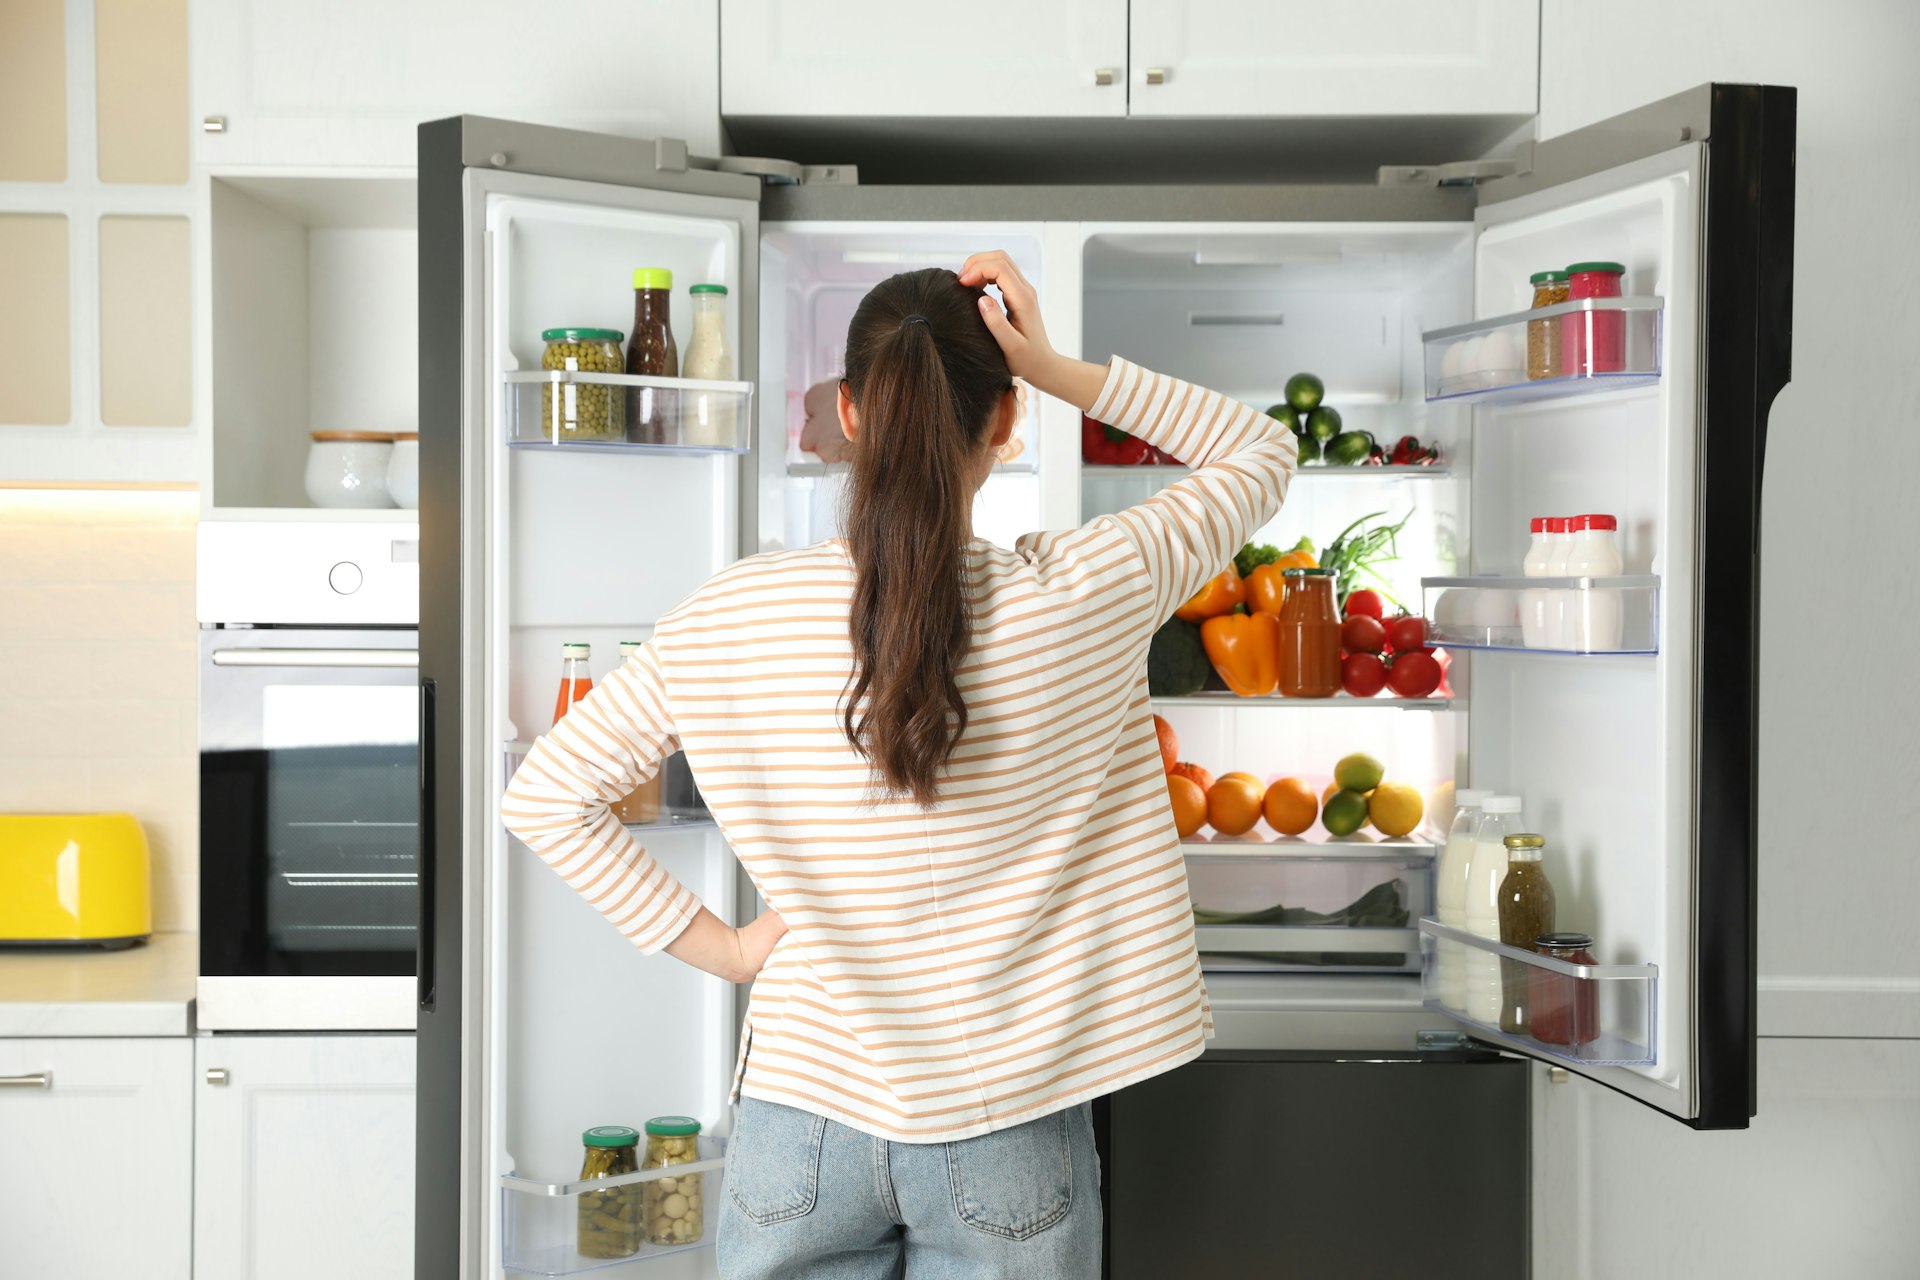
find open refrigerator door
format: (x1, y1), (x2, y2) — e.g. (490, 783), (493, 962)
(418, 117), (762, 1279)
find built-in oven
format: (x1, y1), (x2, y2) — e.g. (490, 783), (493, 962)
(197, 624), (420, 1030)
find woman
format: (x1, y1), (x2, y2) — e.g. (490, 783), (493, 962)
(502, 251), (1296, 1277)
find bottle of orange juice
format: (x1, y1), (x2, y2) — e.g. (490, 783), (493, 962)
(551, 642), (593, 726)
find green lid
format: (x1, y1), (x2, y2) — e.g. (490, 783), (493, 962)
(633, 268), (674, 290)
(1528, 270), (1568, 284)
(1566, 261), (1625, 276)
(688, 283), (728, 295)
(1283, 566), (1334, 576)
(541, 327), (623, 343)
(644, 1115), (701, 1137)
(582, 1125), (640, 1148)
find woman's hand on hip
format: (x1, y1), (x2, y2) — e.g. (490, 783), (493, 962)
(663, 905), (788, 983)
(959, 249), (1109, 414)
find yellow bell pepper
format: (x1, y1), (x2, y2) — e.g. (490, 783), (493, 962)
(1200, 610), (1280, 697)
(1174, 564), (1247, 623)
(1246, 543), (1320, 616)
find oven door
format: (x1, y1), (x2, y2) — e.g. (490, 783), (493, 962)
(198, 626), (420, 1030)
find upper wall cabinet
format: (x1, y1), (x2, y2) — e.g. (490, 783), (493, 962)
(1127, 0), (1538, 118)
(191, 0), (724, 169)
(722, 0), (1129, 118)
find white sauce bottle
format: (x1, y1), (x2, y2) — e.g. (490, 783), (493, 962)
(1435, 788), (1493, 1012)
(1519, 516), (1553, 648)
(1464, 795), (1524, 1024)
(680, 284), (735, 447)
(1542, 517), (1573, 649)
(1566, 513), (1625, 650)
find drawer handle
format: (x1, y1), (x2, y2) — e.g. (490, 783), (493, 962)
(205, 1068), (230, 1086)
(0, 1072), (51, 1089)
(1144, 66), (1168, 85)
(1093, 67), (1116, 86)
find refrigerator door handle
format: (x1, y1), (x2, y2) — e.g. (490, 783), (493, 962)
(417, 676), (436, 1011)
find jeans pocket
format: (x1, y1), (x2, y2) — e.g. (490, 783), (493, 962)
(946, 1109), (1074, 1242)
(725, 1100), (826, 1226)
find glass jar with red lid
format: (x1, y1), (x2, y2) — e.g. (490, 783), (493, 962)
(1563, 261), (1626, 376)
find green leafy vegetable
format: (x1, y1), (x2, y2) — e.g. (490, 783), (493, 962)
(1319, 510), (1413, 611)
(1233, 535), (1314, 579)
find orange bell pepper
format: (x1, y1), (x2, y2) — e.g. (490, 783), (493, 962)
(1174, 564), (1246, 623)
(1246, 542), (1320, 616)
(1200, 610), (1280, 697)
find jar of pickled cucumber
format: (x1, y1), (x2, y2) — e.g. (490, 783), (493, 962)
(576, 1125), (642, 1259)
(539, 328), (626, 442)
(641, 1116), (704, 1247)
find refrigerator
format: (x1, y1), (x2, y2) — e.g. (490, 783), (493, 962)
(416, 83), (1794, 1278)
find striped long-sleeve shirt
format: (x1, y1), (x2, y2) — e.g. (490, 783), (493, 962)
(501, 358), (1296, 1142)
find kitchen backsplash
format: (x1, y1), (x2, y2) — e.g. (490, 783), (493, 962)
(0, 489), (198, 930)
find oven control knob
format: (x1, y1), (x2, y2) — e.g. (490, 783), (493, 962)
(328, 561), (364, 595)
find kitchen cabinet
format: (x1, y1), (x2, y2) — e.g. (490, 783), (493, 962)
(1105, 1050), (1529, 1279)
(0, 1038), (193, 1280)
(1127, 0), (1538, 118)
(193, 1034), (416, 1280)
(190, 0), (722, 168)
(721, 0), (1127, 118)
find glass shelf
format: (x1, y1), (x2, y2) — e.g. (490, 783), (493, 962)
(503, 371), (753, 454)
(502, 1137), (726, 1276)
(1423, 574), (1659, 655)
(1423, 296), (1663, 405)
(502, 742), (715, 833)
(1181, 829), (1439, 861)
(788, 458), (1036, 477)
(1152, 691), (1454, 711)
(1418, 919), (1657, 1067)
(1190, 845), (1427, 974)
(1082, 463), (1451, 481)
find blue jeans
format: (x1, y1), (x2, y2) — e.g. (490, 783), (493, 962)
(717, 1096), (1102, 1280)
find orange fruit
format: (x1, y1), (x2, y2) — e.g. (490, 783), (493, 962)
(1152, 714), (1179, 774)
(1323, 780), (1374, 830)
(1167, 775), (1207, 837)
(1169, 762), (1214, 794)
(1262, 777), (1319, 836)
(1207, 775), (1263, 836)
(1218, 770), (1264, 790)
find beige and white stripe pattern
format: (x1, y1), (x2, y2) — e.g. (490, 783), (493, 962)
(502, 358), (1296, 1142)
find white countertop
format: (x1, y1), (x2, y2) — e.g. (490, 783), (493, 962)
(0, 932), (195, 1037)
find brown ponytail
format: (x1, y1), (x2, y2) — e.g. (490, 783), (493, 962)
(841, 268), (1012, 805)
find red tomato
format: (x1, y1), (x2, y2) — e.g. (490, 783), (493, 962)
(1344, 589), (1386, 620)
(1387, 615), (1428, 654)
(1340, 615), (1387, 655)
(1341, 653), (1388, 697)
(1387, 649), (1442, 698)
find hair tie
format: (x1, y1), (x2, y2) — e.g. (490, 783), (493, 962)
(901, 313), (929, 328)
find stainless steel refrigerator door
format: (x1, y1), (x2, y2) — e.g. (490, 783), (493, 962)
(1433, 84), (1794, 1128)
(416, 115), (763, 1279)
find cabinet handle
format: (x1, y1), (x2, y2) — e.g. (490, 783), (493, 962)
(205, 1068), (230, 1086)
(0, 1072), (50, 1089)
(1093, 67), (1116, 87)
(202, 115), (226, 134)
(1144, 67), (1168, 86)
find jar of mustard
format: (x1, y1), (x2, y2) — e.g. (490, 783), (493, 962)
(641, 1116), (704, 1247)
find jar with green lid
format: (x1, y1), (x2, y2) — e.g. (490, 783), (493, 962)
(641, 1116), (704, 1247)
(576, 1125), (642, 1259)
(1526, 271), (1570, 381)
(539, 328), (626, 441)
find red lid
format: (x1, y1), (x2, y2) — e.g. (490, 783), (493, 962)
(1574, 513), (1618, 531)
(1529, 517), (1547, 533)
(1546, 516), (1570, 533)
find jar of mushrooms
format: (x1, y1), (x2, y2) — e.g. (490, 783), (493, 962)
(641, 1116), (705, 1246)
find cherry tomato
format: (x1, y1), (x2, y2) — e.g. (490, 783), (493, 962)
(1344, 589), (1386, 620)
(1387, 615), (1428, 654)
(1387, 649), (1442, 698)
(1341, 653), (1388, 697)
(1340, 615), (1387, 655)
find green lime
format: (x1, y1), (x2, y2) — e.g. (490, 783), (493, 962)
(1264, 403), (1301, 434)
(1305, 406), (1342, 443)
(1334, 752), (1385, 794)
(1295, 435), (1322, 465)
(1322, 789), (1369, 837)
(1325, 431), (1371, 466)
(1285, 373), (1325, 413)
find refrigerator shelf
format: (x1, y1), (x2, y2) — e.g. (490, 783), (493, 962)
(1082, 463), (1452, 481)
(1423, 574), (1660, 655)
(1190, 851), (1426, 975)
(503, 371), (754, 454)
(788, 459), (1037, 477)
(1181, 829), (1438, 861)
(501, 743), (715, 833)
(501, 1137), (726, 1276)
(1417, 919), (1658, 1067)
(1422, 296), (1664, 405)
(1151, 691), (1454, 711)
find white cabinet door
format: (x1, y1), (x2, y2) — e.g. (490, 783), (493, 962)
(191, 0), (722, 168)
(721, 0), (1128, 117)
(1128, 0), (1538, 118)
(0, 1039), (192, 1280)
(193, 1035), (416, 1280)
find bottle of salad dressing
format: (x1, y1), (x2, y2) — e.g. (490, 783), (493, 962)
(680, 284), (734, 448)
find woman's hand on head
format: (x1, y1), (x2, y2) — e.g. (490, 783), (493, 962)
(958, 250), (1057, 383)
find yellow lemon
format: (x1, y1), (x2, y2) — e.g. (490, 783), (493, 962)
(1368, 781), (1425, 837)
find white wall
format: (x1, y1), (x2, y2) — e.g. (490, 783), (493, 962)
(1534, 3), (1920, 1275)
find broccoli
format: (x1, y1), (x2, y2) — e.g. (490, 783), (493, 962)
(1233, 542), (1282, 579)
(1147, 617), (1209, 697)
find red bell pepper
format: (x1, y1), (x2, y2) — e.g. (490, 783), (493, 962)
(1082, 414), (1153, 466)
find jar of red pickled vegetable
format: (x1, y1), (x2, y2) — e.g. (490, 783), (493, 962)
(1563, 262), (1626, 376)
(1528, 931), (1599, 1048)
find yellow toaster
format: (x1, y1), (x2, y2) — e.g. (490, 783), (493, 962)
(0, 813), (152, 947)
